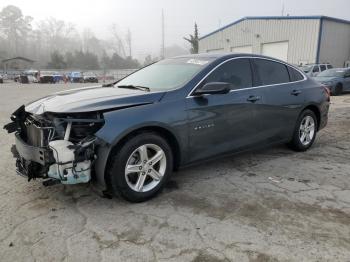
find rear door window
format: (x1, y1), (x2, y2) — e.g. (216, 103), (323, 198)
(313, 66), (320, 73)
(320, 65), (326, 71)
(204, 58), (253, 90)
(253, 59), (290, 85)
(327, 64), (333, 69)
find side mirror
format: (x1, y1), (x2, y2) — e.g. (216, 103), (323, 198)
(194, 82), (231, 96)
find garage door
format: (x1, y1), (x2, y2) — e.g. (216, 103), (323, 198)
(231, 45), (253, 54)
(261, 41), (289, 61)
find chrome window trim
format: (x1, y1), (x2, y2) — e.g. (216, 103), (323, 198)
(186, 56), (307, 98)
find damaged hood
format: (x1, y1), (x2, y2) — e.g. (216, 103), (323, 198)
(25, 86), (165, 114)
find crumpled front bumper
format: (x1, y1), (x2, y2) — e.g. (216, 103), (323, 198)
(13, 133), (53, 180)
(15, 133), (53, 166)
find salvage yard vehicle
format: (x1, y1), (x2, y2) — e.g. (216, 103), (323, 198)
(300, 63), (333, 77)
(4, 54), (330, 202)
(82, 72), (98, 83)
(68, 71), (83, 83)
(39, 71), (56, 83)
(313, 68), (350, 95)
(53, 72), (63, 83)
(0, 74), (3, 84)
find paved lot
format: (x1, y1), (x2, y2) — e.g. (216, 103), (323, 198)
(0, 82), (350, 262)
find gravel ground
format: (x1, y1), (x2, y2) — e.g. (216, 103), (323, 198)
(0, 82), (349, 262)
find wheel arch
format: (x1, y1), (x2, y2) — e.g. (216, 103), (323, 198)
(103, 125), (182, 188)
(336, 82), (343, 87)
(302, 104), (321, 131)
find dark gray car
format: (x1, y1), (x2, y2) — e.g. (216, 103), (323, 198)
(4, 54), (330, 202)
(313, 68), (350, 95)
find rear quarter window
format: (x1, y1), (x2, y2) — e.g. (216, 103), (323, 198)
(253, 59), (290, 85)
(287, 66), (305, 82)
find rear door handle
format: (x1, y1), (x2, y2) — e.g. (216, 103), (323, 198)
(291, 90), (302, 96)
(247, 95), (260, 102)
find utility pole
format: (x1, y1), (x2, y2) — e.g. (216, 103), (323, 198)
(281, 0), (285, 16)
(161, 9), (165, 59)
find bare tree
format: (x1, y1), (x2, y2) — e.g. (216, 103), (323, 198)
(125, 28), (132, 57)
(110, 24), (126, 57)
(37, 17), (78, 54)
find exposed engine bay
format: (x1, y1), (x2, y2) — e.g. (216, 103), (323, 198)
(4, 105), (104, 185)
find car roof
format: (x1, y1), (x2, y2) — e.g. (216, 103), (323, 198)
(305, 63), (331, 66)
(329, 68), (349, 71)
(173, 53), (287, 62)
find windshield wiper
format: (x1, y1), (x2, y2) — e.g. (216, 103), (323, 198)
(117, 85), (151, 92)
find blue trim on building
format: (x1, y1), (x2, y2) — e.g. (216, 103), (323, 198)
(316, 17), (324, 63)
(199, 15), (350, 40)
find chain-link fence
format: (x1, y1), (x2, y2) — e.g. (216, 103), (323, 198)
(0, 68), (138, 82)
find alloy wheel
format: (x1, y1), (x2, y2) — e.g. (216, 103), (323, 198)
(299, 115), (315, 146)
(125, 144), (166, 192)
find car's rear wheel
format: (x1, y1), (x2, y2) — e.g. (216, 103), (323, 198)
(334, 83), (343, 96)
(107, 132), (173, 202)
(288, 109), (317, 152)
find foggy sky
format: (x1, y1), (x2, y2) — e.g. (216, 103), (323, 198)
(2, 0), (350, 59)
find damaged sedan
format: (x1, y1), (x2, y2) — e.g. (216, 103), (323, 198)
(4, 54), (330, 202)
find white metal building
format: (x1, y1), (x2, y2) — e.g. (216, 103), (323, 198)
(199, 16), (350, 67)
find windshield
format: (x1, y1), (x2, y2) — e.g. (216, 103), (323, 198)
(317, 69), (346, 77)
(300, 65), (313, 73)
(116, 57), (213, 91)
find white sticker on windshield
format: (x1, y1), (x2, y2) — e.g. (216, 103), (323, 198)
(187, 59), (209, 66)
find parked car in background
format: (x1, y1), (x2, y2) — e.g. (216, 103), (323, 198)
(14, 74), (21, 82)
(68, 71), (83, 83)
(313, 68), (350, 95)
(300, 63), (333, 77)
(82, 72), (98, 83)
(26, 75), (38, 83)
(0, 74), (3, 84)
(4, 54), (330, 202)
(53, 72), (63, 83)
(24, 70), (39, 83)
(39, 71), (55, 83)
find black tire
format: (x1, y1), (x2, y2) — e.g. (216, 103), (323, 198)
(288, 109), (318, 152)
(107, 132), (173, 202)
(333, 83), (343, 96)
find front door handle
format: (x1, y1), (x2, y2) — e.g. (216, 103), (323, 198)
(291, 90), (302, 96)
(247, 95), (260, 103)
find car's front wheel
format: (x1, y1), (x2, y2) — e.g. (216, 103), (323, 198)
(288, 109), (317, 152)
(107, 132), (173, 202)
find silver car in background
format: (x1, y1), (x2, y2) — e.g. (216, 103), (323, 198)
(300, 63), (333, 77)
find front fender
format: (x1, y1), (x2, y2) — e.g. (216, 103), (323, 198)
(93, 100), (188, 188)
